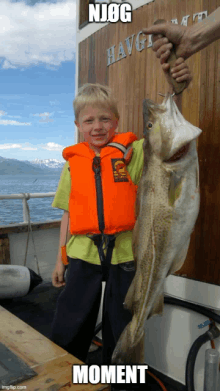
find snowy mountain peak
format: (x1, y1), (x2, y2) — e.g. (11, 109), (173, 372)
(0, 156), (64, 175)
(30, 159), (64, 169)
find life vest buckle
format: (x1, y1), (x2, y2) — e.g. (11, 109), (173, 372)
(87, 233), (116, 281)
(92, 156), (101, 174)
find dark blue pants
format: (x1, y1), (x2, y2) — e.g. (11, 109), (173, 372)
(50, 258), (135, 363)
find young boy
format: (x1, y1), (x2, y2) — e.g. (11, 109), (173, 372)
(51, 58), (192, 364)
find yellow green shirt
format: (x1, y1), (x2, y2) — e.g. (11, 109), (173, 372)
(52, 139), (144, 264)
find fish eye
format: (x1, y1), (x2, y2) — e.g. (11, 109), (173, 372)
(147, 122), (153, 128)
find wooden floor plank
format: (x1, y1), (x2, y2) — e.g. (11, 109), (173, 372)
(0, 306), (110, 391)
(0, 306), (66, 367)
(17, 354), (109, 391)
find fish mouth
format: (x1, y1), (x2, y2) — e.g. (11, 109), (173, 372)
(164, 143), (190, 163)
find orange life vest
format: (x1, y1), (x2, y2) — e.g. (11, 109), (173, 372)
(63, 132), (138, 235)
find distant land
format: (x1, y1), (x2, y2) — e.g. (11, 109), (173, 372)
(0, 156), (65, 175)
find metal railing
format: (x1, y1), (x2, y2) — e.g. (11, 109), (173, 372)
(0, 192), (56, 224)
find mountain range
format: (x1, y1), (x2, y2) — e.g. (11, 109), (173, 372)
(0, 156), (65, 175)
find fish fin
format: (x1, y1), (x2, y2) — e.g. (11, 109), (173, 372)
(167, 238), (190, 275)
(168, 173), (183, 206)
(112, 319), (144, 364)
(124, 278), (136, 311)
(124, 270), (143, 311)
(112, 321), (134, 364)
(148, 293), (164, 318)
(130, 333), (145, 364)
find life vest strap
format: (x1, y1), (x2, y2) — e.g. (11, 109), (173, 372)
(92, 156), (105, 232)
(108, 142), (127, 154)
(87, 234), (116, 281)
(108, 142), (133, 165)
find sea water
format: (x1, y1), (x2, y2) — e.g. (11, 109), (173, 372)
(0, 174), (63, 225)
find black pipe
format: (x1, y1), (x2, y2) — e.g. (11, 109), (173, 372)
(164, 296), (220, 391)
(185, 326), (220, 391)
(93, 296), (220, 391)
(164, 296), (220, 324)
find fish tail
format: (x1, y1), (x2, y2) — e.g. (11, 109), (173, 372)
(112, 318), (144, 364)
(112, 322), (134, 364)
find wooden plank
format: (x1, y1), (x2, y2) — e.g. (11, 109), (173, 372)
(78, 40), (82, 89)
(0, 236), (10, 264)
(17, 354), (109, 391)
(176, 0), (220, 284)
(0, 306), (110, 390)
(0, 221), (60, 235)
(171, 0), (202, 280)
(88, 34), (96, 83)
(79, 0), (90, 29)
(0, 306), (67, 367)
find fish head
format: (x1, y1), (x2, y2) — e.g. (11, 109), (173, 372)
(143, 98), (165, 159)
(143, 94), (202, 162)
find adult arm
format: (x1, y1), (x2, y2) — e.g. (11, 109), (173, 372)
(143, 7), (220, 60)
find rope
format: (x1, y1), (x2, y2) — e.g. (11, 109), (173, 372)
(23, 194), (41, 276)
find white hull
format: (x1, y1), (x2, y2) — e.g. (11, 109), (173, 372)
(2, 224), (219, 389)
(7, 224), (59, 281)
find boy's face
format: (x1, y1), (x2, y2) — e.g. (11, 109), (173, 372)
(75, 105), (119, 153)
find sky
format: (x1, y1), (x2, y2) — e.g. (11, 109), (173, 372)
(0, 0), (76, 162)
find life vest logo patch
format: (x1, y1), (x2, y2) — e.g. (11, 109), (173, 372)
(111, 159), (129, 182)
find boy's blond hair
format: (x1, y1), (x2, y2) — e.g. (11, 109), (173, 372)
(73, 83), (119, 121)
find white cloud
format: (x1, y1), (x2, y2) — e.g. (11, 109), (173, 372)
(0, 110), (7, 116)
(50, 99), (60, 106)
(0, 142), (37, 150)
(41, 142), (63, 151)
(39, 118), (54, 123)
(2, 60), (17, 70)
(0, 142), (63, 151)
(0, 110), (29, 124)
(32, 111), (54, 123)
(0, 0), (76, 69)
(0, 119), (31, 125)
(0, 143), (23, 149)
(39, 112), (52, 117)
(22, 146), (38, 150)
(33, 112), (53, 117)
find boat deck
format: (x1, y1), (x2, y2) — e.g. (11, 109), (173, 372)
(0, 281), (185, 391)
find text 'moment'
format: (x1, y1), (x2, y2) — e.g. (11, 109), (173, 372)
(72, 364), (148, 384)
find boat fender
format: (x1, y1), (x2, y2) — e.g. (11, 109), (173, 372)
(0, 265), (42, 299)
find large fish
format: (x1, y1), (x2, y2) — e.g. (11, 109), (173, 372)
(112, 93), (202, 364)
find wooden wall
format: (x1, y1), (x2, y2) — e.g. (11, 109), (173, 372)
(79, 0), (95, 29)
(78, 0), (220, 285)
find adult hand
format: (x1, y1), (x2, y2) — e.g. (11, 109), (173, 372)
(143, 23), (192, 60)
(143, 8), (220, 61)
(163, 57), (192, 89)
